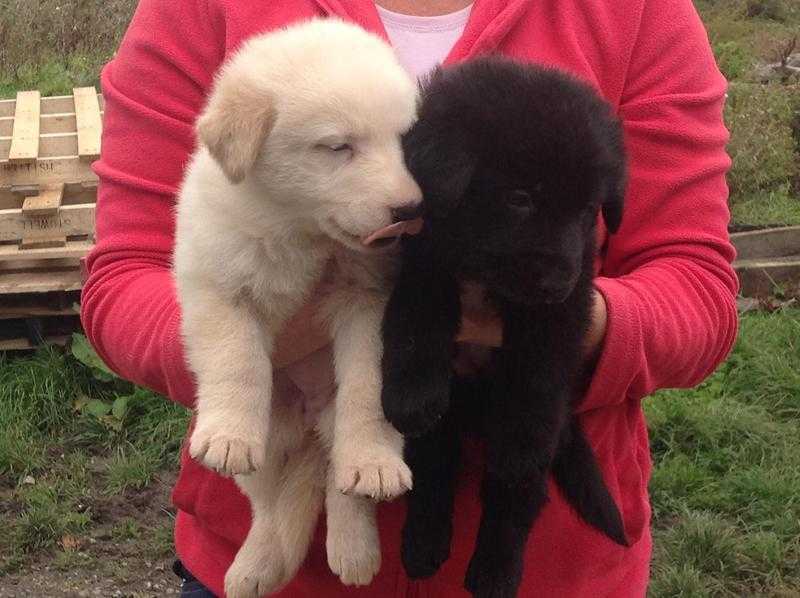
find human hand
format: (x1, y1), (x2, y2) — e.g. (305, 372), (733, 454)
(272, 262), (336, 369)
(278, 345), (336, 426)
(582, 289), (608, 363)
(454, 288), (608, 359)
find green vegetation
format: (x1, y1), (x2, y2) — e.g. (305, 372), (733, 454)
(695, 0), (800, 227)
(646, 308), (800, 597)
(0, 338), (188, 582)
(0, 0), (136, 95)
(1, 0), (799, 594)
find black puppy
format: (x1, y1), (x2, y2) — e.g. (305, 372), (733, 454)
(381, 57), (629, 598)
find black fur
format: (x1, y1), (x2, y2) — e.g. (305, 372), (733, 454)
(381, 57), (629, 598)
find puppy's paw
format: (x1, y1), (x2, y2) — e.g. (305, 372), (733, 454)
(225, 538), (289, 598)
(334, 445), (412, 500)
(381, 365), (451, 436)
(463, 545), (523, 598)
(189, 423), (265, 476)
(401, 518), (452, 579)
(327, 512), (381, 586)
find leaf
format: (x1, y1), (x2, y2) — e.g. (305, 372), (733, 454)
(70, 333), (118, 381)
(83, 399), (111, 417)
(111, 396), (130, 420)
(60, 535), (82, 552)
(73, 393), (91, 412)
(99, 415), (123, 432)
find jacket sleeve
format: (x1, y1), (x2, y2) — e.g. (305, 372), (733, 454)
(579, 0), (739, 412)
(80, 0), (224, 408)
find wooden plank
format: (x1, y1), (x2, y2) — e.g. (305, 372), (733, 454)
(0, 116), (12, 138)
(20, 233), (68, 249)
(40, 113), (78, 135)
(0, 267), (83, 294)
(0, 239), (92, 261)
(4, 133), (81, 160)
(9, 91), (40, 164)
(0, 185), (96, 211)
(9, 185), (39, 197)
(731, 226), (800, 261)
(0, 203), (95, 242)
(0, 98), (14, 118)
(22, 183), (64, 217)
(0, 257), (80, 272)
(0, 155), (97, 187)
(0, 305), (78, 319)
(0, 335), (71, 351)
(73, 87), (102, 161)
(734, 256), (800, 298)
(40, 94), (99, 114)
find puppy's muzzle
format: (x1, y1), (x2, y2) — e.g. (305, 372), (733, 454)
(536, 272), (579, 303)
(391, 203), (423, 223)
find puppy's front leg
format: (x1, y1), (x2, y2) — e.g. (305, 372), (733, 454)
(465, 307), (571, 598)
(181, 283), (275, 475)
(401, 409), (460, 579)
(381, 248), (461, 436)
(328, 291), (412, 500)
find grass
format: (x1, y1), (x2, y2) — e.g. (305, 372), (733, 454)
(646, 307), (800, 597)
(0, 0), (799, 592)
(0, 0), (135, 96)
(692, 0), (800, 227)
(0, 339), (189, 578)
(1, 310), (798, 596)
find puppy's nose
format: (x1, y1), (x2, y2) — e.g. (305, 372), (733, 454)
(391, 203), (423, 223)
(537, 271), (578, 303)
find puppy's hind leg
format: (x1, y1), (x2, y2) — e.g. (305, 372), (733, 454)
(316, 393), (382, 586)
(550, 418), (628, 546)
(325, 465), (381, 586)
(225, 446), (289, 598)
(328, 292), (411, 501)
(225, 404), (323, 598)
(273, 434), (327, 579)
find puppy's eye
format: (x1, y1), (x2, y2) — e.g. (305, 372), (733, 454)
(508, 189), (532, 208)
(506, 189), (537, 220)
(328, 143), (352, 152)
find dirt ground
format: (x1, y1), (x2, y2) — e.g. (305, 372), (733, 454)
(0, 473), (181, 598)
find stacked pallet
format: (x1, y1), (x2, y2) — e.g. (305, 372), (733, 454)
(732, 226), (800, 298)
(0, 88), (102, 349)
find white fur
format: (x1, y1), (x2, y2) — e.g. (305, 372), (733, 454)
(172, 19), (421, 596)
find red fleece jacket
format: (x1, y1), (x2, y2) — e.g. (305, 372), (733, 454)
(80, 1), (739, 596)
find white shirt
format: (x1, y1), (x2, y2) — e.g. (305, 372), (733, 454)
(376, 4), (473, 80)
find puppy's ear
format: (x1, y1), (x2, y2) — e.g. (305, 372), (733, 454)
(600, 123), (627, 234)
(405, 129), (475, 216)
(431, 148), (475, 214)
(601, 186), (624, 234)
(196, 72), (276, 184)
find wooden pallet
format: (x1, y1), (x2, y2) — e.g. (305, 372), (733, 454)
(0, 88), (102, 297)
(731, 226), (800, 298)
(0, 290), (79, 350)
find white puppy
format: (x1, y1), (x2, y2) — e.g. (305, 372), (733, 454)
(172, 19), (422, 597)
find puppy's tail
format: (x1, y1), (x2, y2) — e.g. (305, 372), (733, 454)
(551, 419), (629, 547)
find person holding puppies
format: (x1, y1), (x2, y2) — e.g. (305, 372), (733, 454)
(82, 0), (739, 596)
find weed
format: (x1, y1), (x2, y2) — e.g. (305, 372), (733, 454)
(647, 309), (800, 597)
(112, 517), (142, 541)
(105, 445), (161, 494)
(745, 0), (787, 22)
(725, 82), (800, 196)
(714, 40), (752, 80)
